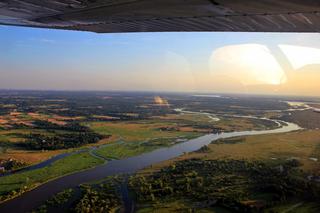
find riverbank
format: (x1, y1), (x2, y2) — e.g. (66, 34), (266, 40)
(0, 111), (301, 212)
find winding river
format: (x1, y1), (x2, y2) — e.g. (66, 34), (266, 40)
(0, 111), (301, 213)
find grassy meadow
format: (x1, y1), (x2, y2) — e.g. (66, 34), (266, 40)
(0, 152), (104, 202)
(142, 130), (320, 174)
(87, 119), (202, 159)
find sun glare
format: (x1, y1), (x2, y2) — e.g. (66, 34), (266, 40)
(279, 44), (320, 70)
(209, 44), (287, 85)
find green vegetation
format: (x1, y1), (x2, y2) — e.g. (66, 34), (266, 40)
(34, 189), (74, 213)
(136, 200), (233, 213)
(130, 159), (320, 212)
(215, 117), (278, 132)
(159, 130), (320, 175)
(74, 184), (120, 213)
(46, 188), (74, 206)
(215, 137), (245, 145)
(136, 130), (320, 212)
(0, 91), (282, 166)
(96, 134), (200, 159)
(0, 159), (26, 173)
(96, 142), (154, 159)
(33, 176), (122, 213)
(282, 110), (320, 129)
(89, 120), (201, 159)
(88, 120), (199, 141)
(0, 135), (10, 142)
(22, 132), (105, 150)
(137, 199), (232, 213)
(10, 121), (108, 150)
(267, 201), (320, 213)
(0, 152), (104, 202)
(1, 91), (319, 212)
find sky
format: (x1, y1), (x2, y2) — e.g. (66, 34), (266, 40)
(1, 25), (320, 96)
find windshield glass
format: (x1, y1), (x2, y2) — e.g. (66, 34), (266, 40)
(2, 27), (319, 96)
(1, 26), (320, 213)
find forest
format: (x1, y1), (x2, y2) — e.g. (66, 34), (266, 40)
(22, 132), (106, 150)
(129, 158), (320, 212)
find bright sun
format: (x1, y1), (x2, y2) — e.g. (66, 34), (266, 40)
(209, 44), (287, 85)
(279, 44), (320, 70)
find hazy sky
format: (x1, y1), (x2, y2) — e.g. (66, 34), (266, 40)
(1, 26), (320, 96)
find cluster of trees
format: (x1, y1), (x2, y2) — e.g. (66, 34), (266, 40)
(32, 120), (89, 132)
(129, 159), (320, 212)
(33, 180), (121, 212)
(35, 189), (74, 212)
(45, 189), (73, 206)
(17, 121), (109, 150)
(74, 184), (120, 213)
(0, 158), (26, 172)
(22, 132), (105, 150)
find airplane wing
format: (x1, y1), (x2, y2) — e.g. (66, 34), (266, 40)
(0, 0), (320, 33)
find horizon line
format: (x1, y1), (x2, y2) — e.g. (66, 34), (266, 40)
(0, 88), (319, 99)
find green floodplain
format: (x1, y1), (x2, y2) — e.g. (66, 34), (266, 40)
(0, 91), (320, 212)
